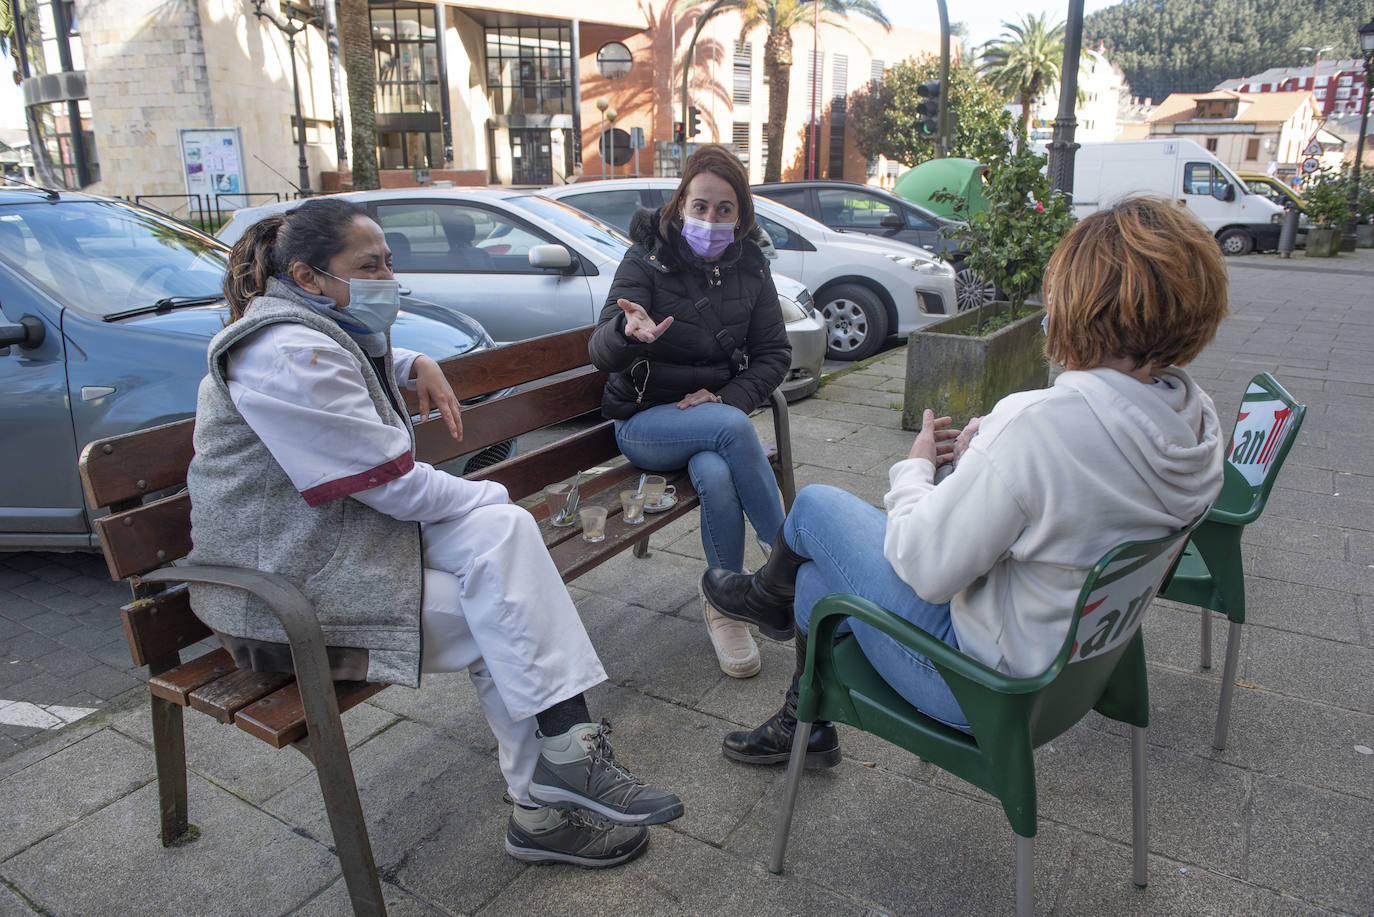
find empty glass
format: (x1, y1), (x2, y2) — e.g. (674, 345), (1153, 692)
(620, 489), (646, 524)
(579, 505), (608, 542)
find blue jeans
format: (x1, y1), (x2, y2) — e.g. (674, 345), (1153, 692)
(784, 484), (970, 731)
(615, 402), (786, 574)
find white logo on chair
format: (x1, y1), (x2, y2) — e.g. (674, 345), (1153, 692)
(1072, 547), (1181, 663)
(1228, 386), (1295, 487)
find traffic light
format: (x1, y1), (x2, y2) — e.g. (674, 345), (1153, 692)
(673, 121), (686, 143)
(688, 105), (702, 138)
(915, 79), (941, 140)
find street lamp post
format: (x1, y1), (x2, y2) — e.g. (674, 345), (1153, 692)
(595, 98), (609, 180)
(252, 0), (318, 196)
(1298, 44), (1334, 112)
(1343, 18), (1374, 251)
(606, 108), (619, 178)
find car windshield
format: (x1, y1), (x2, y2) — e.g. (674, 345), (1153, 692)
(0, 200), (228, 319)
(508, 194), (630, 261)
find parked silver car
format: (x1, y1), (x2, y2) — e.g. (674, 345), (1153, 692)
(219, 189), (827, 400)
(0, 187), (509, 552)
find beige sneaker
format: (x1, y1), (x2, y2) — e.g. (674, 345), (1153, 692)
(700, 581), (761, 678)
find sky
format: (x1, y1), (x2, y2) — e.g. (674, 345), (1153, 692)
(888, 1), (1122, 54)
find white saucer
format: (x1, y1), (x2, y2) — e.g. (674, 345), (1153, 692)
(642, 493), (678, 514)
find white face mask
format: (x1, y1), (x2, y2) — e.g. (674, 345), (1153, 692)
(314, 268), (401, 333)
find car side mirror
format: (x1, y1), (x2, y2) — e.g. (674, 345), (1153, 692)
(0, 315), (46, 356)
(880, 212), (904, 228)
(529, 244), (574, 271)
(1222, 184), (1236, 202)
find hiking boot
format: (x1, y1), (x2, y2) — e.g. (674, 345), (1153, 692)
(529, 720), (685, 826)
(505, 807), (649, 868)
(721, 630), (841, 768)
(701, 580), (761, 678)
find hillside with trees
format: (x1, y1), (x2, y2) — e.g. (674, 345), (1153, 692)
(1085, 0), (1369, 103)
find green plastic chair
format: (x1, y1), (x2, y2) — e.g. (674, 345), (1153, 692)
(1159, 373), (1305, 750)
(770, 525), (1198, 917)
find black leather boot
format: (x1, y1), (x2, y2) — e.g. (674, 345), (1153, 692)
(721, 632), (840, 768)
(700, 528), (807, 640)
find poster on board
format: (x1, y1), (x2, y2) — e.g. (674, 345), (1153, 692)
(179, 128), (249, 212)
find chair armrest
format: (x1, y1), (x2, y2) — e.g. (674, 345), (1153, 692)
(1206, 500), (1259, 527)
(766, 389), (796, 510)
(808, 593), (1055, 699)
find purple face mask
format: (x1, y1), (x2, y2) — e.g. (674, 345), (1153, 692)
(681, 215), (736, 259)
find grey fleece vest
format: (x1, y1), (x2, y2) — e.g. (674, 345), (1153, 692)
(185, 281), (424, 687)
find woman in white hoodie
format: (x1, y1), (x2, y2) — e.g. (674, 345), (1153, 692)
(701, 196), (1230, 767)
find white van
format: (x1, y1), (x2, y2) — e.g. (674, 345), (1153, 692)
(1071, 140), (1285, 255)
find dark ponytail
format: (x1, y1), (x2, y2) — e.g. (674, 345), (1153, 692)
(222, 197), (371, 321)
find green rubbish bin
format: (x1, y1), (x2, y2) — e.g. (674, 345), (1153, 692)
(894, 158), (990, 219)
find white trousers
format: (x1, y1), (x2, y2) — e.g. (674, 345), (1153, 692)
(418, 503), (606, 805)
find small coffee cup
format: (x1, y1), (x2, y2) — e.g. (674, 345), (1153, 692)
(642, 475), (675, 507)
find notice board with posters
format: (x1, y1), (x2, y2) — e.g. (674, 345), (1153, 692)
(179, 128), (249, 210)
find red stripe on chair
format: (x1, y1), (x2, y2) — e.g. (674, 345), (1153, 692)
(300, 453), (415, 506)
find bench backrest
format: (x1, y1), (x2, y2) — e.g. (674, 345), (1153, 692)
(79, 326), (609, 586)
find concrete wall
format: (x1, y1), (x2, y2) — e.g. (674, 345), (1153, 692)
(78, 0), (337, 202)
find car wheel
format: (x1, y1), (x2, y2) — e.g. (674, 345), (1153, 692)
(1218, 229), (1253, 256)
(952, 262), (999, 313)
(819, 283), (888, 361)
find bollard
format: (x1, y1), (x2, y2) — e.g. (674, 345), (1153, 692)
(1277, 207), (1299, 258)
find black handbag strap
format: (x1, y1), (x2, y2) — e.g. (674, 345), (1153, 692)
(681, 268), (748, 373)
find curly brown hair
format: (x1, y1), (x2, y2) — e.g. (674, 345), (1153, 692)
(1042, 196), (1229, 370)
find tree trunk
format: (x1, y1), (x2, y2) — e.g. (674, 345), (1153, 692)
(338, 0), (379, 190)
(762, 27), (793, 183)
(1020, 91), (1033, 136)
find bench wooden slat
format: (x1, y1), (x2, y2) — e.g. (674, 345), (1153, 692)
(433, 326), (595, 403)
(147, 648), (238, 706)
(235, 681), (389, 748)
(120, 584), (212, 667)
(78, 419), (195, 511)
(470, 419), (622, 502)
(187, 667), (297, 723)
(94, 493), (193, 581)
(415, 368), (607, 466)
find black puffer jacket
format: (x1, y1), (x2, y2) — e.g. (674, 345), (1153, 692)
(589, 207), (791, 420)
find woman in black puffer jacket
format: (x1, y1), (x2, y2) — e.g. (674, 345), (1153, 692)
(589, 145), (791, 680)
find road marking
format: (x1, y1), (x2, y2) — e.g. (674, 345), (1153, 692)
(0, 700), (98, 730)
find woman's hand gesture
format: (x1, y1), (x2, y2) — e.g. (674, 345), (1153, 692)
(617, 298), (674, 343)
(908, 409), (958, 466)
(412, 355), (463, 440)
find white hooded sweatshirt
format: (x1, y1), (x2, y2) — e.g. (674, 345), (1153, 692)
(883, 366), (1224, 678)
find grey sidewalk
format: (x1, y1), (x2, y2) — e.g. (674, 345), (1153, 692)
(1, 251), (1372, 916)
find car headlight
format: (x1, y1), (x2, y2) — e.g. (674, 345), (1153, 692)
(778, 294), (808, 323)
(1271, 212), (1283, 224)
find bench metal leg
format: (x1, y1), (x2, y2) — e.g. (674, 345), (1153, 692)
(1212, 621), (1243, 751)
(1131, 725), (1148, 888)
(1015, 834), (1033, 917)
(769, 720), (811, 874)
(149, 692), (191, 846)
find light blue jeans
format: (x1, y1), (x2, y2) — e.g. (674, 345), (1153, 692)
(615, 402), (786, 574)
(784, 484), (970, 731)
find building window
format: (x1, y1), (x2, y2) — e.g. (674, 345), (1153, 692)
(828, 54), (847, 179)
(733, 41), (751, 105)
(732, 121), (750, 165)
(870, 59), (884, 87)
(485, 23), (573, 118)
(372, 4), (444, 169)
(1245, 137), (1260, 160)
(596, 41), (632, 80)
(886, 161), (899, 180)
(1205, 137), (1218, 152)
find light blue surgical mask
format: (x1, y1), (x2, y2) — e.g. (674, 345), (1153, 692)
(1041, 313), (1049, 334)
(313, 267), (401, 333)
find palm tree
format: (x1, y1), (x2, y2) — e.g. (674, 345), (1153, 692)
(337, 0), (379, 190)
(979, 13), (1064, 137)
(682, 0), (891, 183)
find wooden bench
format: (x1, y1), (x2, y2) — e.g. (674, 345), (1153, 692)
(78, 325), (795, 917)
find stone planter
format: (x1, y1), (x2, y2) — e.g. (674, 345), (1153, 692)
(1304, 227), (1343, 257)
(902, 303), (1048, 431)
(1357, 224), (1374, 249)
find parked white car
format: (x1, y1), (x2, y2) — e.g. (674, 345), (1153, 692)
(219, 189), (826, 400)
(540, 178), (959, 361)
